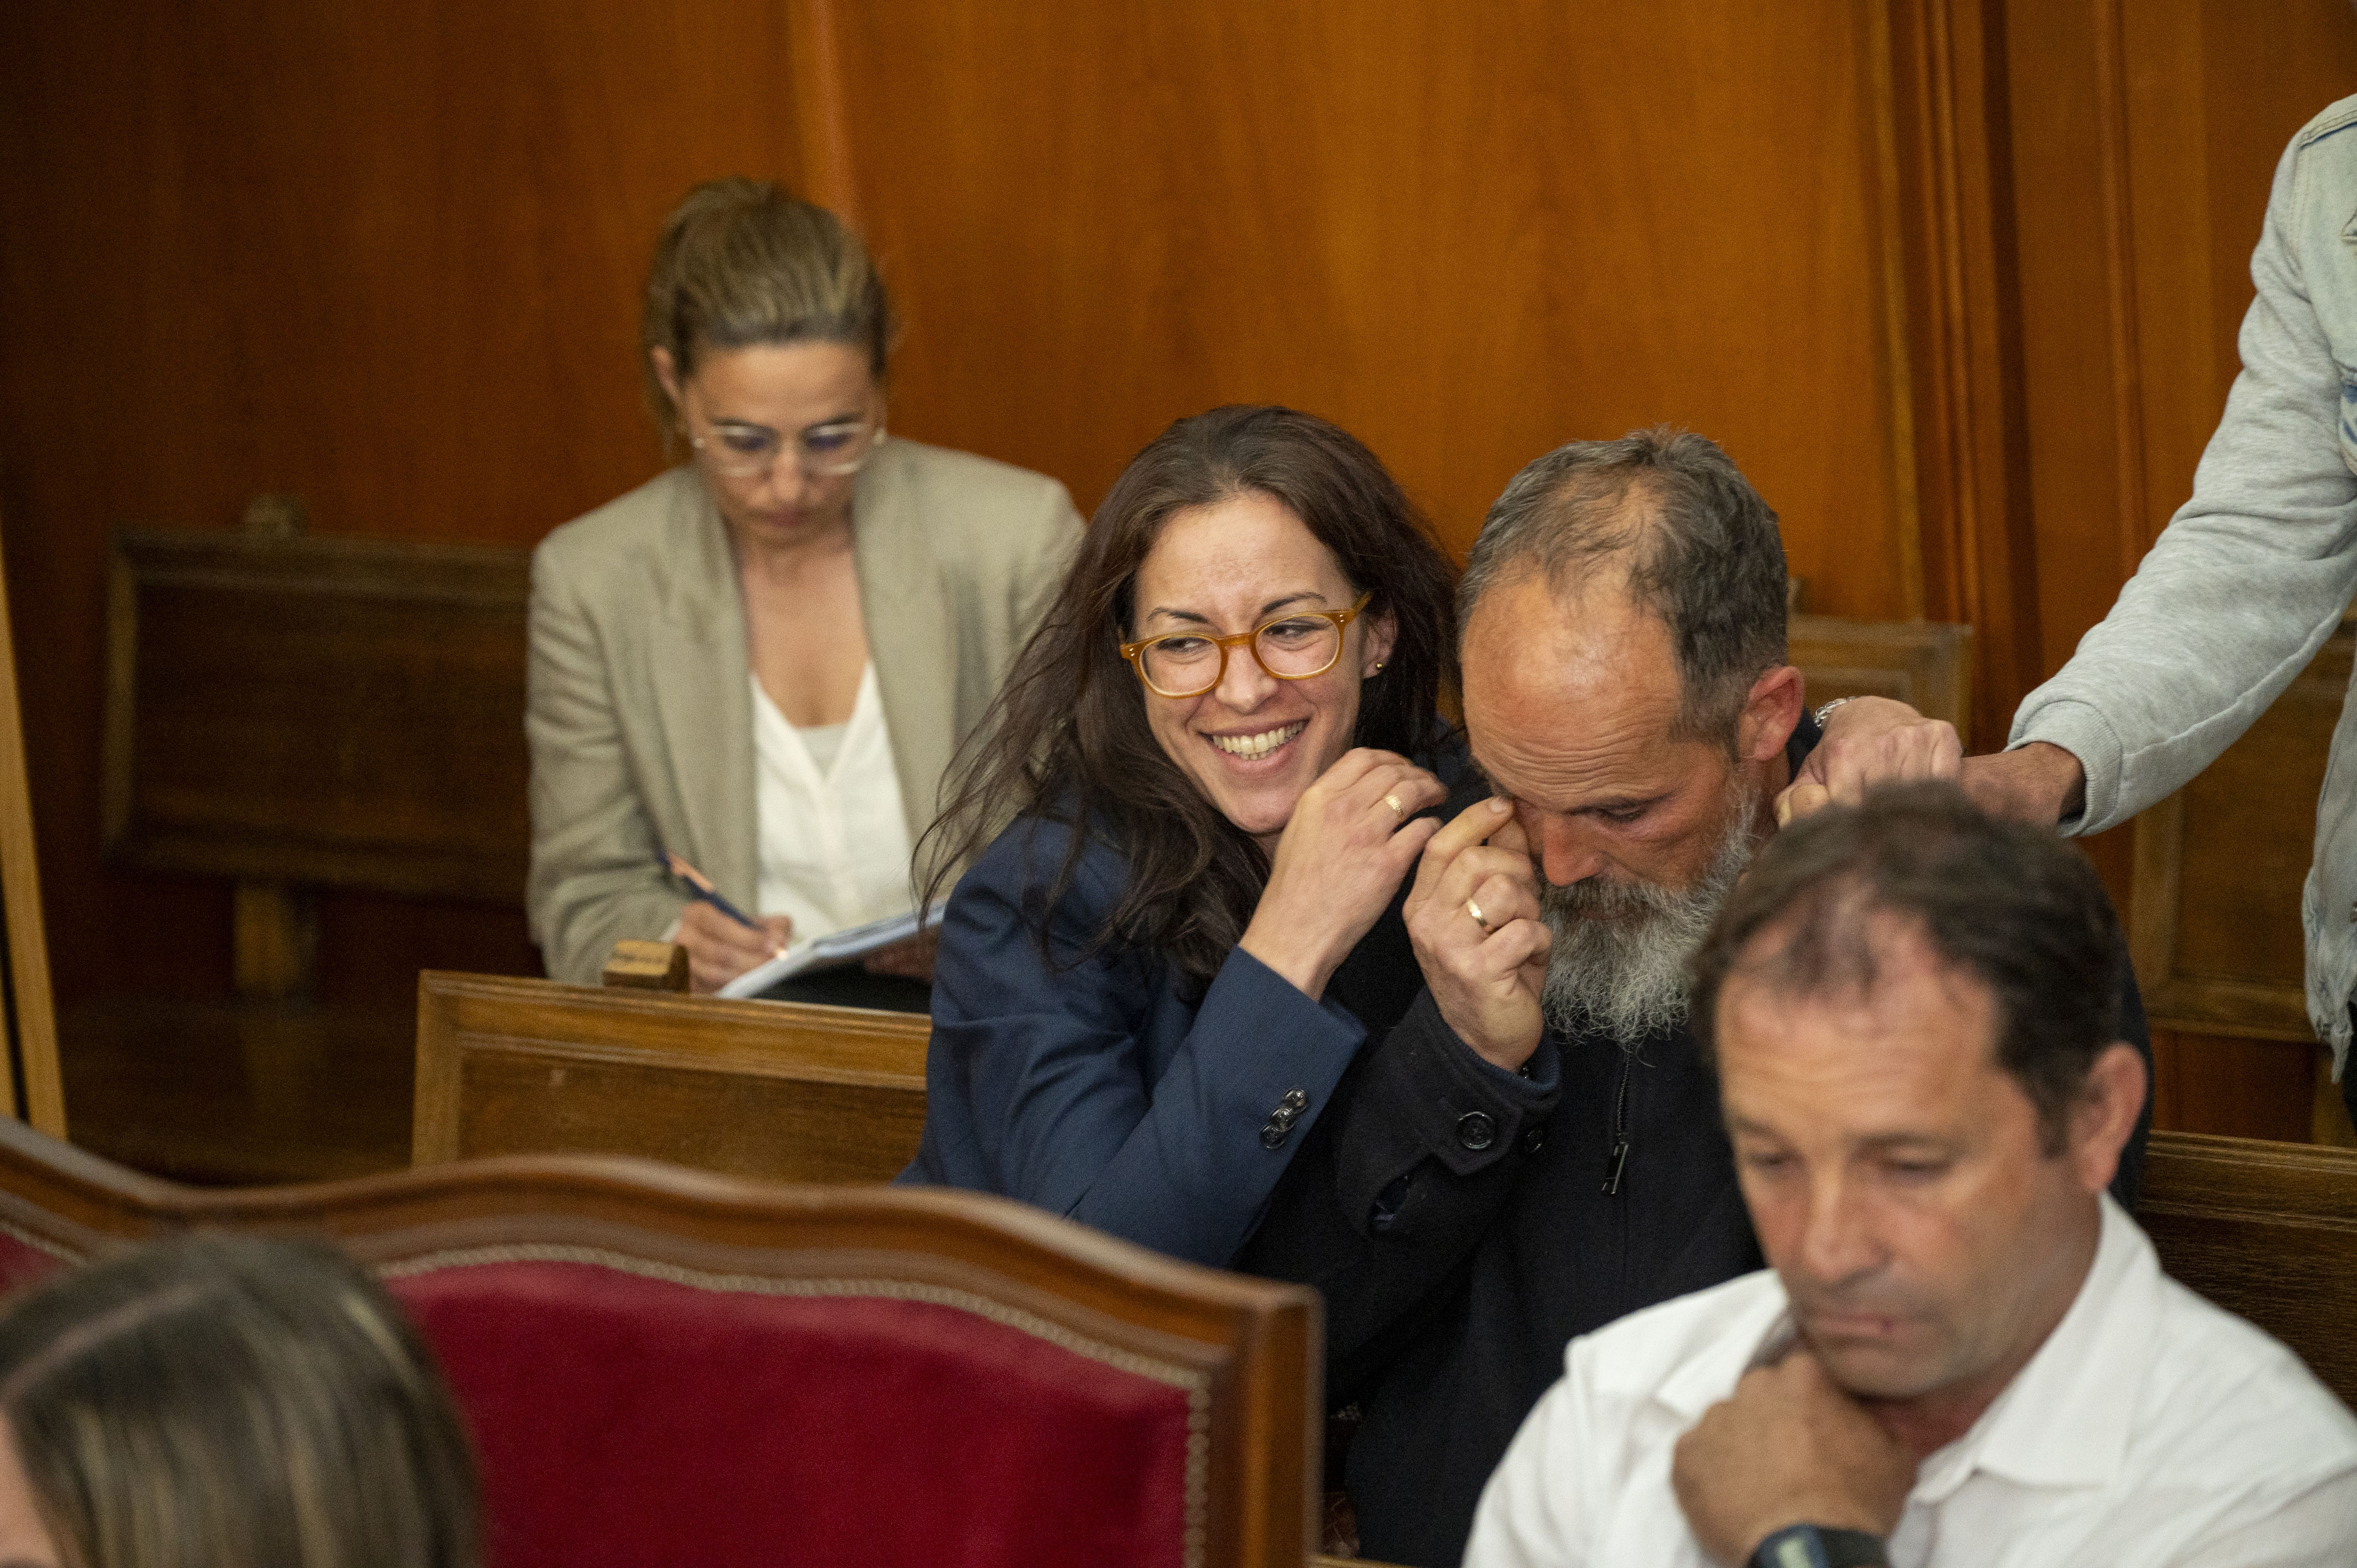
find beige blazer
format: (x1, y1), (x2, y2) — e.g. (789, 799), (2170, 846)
(525, 438), (1082, 982)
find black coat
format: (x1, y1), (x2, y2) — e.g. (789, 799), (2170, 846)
(1237, 717), (2153, 1568)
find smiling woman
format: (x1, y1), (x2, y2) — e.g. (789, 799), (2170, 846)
(524, 180), (1082, 994)
(899, 405), (1465, 1266)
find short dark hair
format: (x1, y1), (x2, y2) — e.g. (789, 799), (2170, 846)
(919, 404), (1458, 988)
(1690, 782), (2126, 1150)
(1458, 427), (1787, 740)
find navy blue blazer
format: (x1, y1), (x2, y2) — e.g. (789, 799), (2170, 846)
(902, 798), (1444, 1267)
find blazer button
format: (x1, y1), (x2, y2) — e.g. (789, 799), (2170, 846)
(1520, 1125), (1545, 1155)
(1456, 1111), (1497, 1152)
(1260, 1116), (1292, 1150)
(1280, 1088), (1310, 1112)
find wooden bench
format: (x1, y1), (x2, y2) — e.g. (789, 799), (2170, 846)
(105, 514), (533, 981)
(0, 1115), (1320, 1568)
(2138, 1131), (2357, 1407)
(80, 510), (534, 1182)
(412, 976), (2357, 1411)
(413, 971), (928, 1182)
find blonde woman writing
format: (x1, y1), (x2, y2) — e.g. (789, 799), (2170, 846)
(527, 179), (1081, 992)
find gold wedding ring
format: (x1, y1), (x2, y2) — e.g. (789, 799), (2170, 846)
(1382, 791), (1406, 822)
(1466, 897), (1491, 932)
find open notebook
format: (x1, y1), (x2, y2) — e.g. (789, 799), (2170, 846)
(716, 901), (949, 1001)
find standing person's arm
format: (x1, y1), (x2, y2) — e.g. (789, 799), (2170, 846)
(2005, 127), (2357, 834)
(524, 542), (691, 983)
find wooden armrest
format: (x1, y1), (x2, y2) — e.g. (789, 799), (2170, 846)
(601, 939), (689, 992)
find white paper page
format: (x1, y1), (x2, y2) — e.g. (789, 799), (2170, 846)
(715, 900), (948, 1000)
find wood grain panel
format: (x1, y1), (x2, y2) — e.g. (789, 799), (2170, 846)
(831, 0), (1915, 609)
(1790, 614), (1974, 745)
(414, 973), (929, 1182)
(1886, 0), (2040, 750)
(1999, 2), (2357, 1137)
(0, 521), (64, 1135)
(2147, 1027), (2320, 1147)
(453, 1051), (925, 1181)
(104, 531), (532, 901)
(0, 0), (807, 1010)
(2131, 625), (2349, 1044)
(2139, 1132), (2357, 1409)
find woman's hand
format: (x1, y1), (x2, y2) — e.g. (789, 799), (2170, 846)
(677, 901), (793, 994)
(1239, 749), (1448, 1001)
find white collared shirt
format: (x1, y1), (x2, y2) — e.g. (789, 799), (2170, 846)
(750, 663), (914, 942)
(1465, 1197), (2357, 1568)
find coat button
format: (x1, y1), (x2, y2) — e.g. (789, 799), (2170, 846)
(1456, 1111), (1497, 1151)
(1280, 1088), (1310, 1112)
(1520, 1125), (1545, 1155)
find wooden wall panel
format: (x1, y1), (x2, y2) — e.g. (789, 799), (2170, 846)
(3, 0), (1923, 1035)
(7, 0), (2353, 1165)
(0, 1), (810, 1009)
(832, 0), (1918, 611)
(1999, 0), (2357, 1136)
(1887, 0), (2039, 751)
(2002, 0), (2357, 692)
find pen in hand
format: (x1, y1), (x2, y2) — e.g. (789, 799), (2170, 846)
(660, 851), (776, 941)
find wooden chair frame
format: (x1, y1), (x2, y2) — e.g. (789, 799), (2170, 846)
(0, 1116), (1320, 1568)
(0, 514), (63, 1135)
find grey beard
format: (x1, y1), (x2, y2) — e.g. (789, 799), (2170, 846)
(1538, 778), (1762, 1042)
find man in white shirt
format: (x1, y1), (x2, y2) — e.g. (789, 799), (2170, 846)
(1465, 782), (2357, 1568)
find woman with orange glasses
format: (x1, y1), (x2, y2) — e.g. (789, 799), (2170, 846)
(527, 180), (1080, 995)
(905, 405), (1465, 1265)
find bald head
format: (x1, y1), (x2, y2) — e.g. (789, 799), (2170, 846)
(1460, 429), (1789, 742)
(1461, 569), (1689, 825)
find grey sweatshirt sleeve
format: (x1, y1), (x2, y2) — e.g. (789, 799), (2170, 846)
(2011, 127), (2357, 836)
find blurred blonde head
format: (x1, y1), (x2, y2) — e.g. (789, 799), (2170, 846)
(639, 177), (895, 443)
(0, 1233), (479, 1568)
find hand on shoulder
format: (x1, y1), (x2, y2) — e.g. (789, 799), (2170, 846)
(1776, 703), (2083, 829)
(1775, 697), (1960, 825)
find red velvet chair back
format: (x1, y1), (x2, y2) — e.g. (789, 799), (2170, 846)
(0, 1122), (1318, 1568)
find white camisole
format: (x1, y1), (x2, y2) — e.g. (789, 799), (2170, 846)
(749, 662), (914, 941)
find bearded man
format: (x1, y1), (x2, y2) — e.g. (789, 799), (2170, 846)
(1240, 429), (2150, 1568)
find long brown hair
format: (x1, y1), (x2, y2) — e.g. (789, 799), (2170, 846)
(919, 405), (1458, 986)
